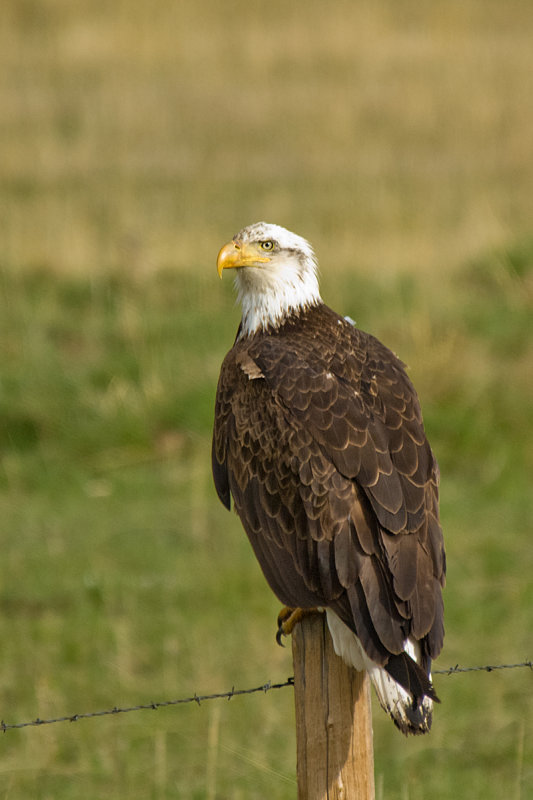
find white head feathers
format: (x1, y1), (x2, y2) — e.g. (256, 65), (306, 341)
(220, 222), (322, 336)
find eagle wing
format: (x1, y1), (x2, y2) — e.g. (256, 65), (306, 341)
(212, 305), (445, 668)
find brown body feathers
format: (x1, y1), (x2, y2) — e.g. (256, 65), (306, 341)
(213, 304), (445, 694)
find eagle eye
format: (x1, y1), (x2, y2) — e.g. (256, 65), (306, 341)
(260, 240), (274, 251)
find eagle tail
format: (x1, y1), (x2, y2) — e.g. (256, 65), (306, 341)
(369, 655), (436, 735)
(325, 609), (437, 735)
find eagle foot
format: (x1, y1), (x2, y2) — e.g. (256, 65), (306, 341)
(276, 607), (320, 646)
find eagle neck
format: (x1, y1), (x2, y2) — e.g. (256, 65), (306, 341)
(237, 298), (323, 340)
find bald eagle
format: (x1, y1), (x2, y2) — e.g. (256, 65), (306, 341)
(212, 222), (445, 734)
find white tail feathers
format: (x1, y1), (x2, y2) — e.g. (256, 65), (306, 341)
(367, 661), (434, 735)
(325, 609), (434, 735)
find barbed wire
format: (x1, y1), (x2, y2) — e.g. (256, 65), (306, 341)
(0, 679), (295, 733)
(1, 661), (531, 734)
(433, 660), (532, 675)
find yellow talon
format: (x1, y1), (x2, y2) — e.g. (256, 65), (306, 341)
(276, 607), (321, 646)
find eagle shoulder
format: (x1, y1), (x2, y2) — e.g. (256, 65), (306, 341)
(212, 341), (269, 509)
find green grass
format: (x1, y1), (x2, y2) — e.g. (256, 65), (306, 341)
(0, 257), (532, 798)
(1, 0), (533, 796)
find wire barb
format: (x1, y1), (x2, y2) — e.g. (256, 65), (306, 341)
(0, 663), (530, 733)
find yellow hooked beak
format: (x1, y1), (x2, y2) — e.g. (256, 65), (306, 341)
(217, 240), (271, 278)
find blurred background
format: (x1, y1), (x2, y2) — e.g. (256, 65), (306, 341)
(1, 1), (532, 797)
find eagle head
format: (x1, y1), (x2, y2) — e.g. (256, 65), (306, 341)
(217, 222), (322, 336)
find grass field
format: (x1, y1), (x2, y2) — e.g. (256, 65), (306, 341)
(1, 1), (532, 797)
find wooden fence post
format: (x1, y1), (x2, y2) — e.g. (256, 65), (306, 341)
(292, 613), (375, 800)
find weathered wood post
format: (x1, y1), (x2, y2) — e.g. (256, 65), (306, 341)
(292, 613), (375, 800)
